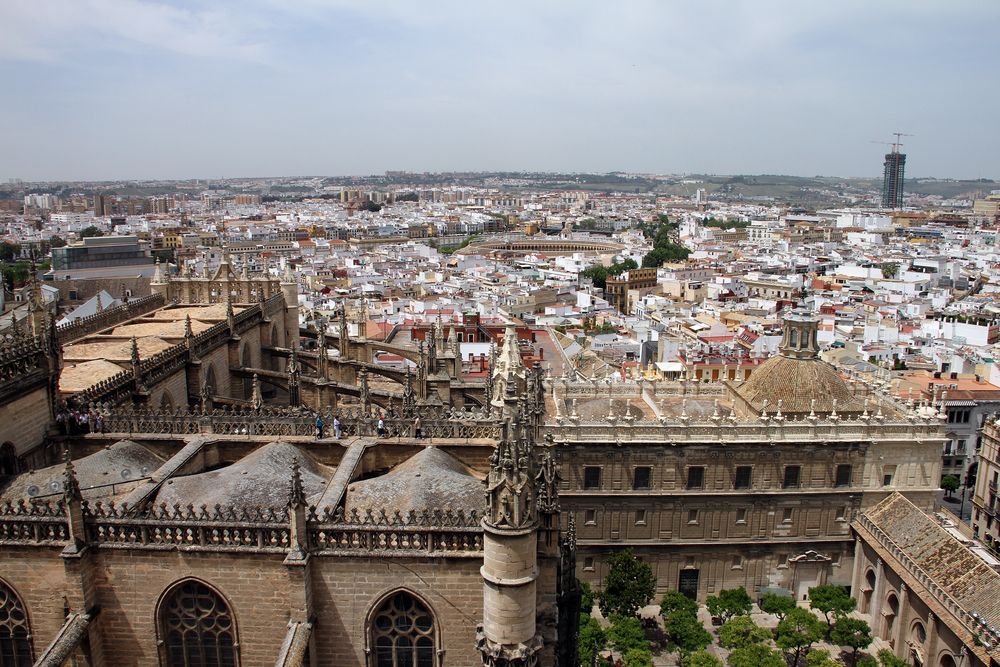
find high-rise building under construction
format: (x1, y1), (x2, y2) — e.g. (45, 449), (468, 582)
(882, 150), (906, 208)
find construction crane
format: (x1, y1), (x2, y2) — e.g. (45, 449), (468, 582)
(890, 131), (912, 153)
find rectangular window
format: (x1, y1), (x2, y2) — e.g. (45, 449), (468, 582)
(635, 509), (647, 525)
(584, 557), (594, 571)
(783, 465), (801, 489)
(687, 509), (699, 524)
(836, 506), (847, 521)
(583, 466), (601, 490)
(585, 509), (597, 525)
(736, 508), (747, 524)
(882, 465), (896, 487)
(686, 466), (705, 490)
(633, 466), (652, 490)
(782, 508), (793, 524)
(734, 466), (753, 489)
(835, 464), (853, 487)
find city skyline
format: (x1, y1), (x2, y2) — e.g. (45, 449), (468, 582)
(2, 0), (998, 182)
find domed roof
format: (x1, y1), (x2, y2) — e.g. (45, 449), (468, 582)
(346, 447), (483, 514)
(155, 442), (331, 510)
(731, 307), (862, 416)
(732, 354), (861, 416)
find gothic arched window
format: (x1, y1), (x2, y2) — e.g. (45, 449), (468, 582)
(159, 580), (238, 667)
(0, 580), (33, 667)
(370, 591), (436, 667)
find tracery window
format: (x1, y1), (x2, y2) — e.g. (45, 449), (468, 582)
(0, 581), (32, 667)
(160, 580), (238, 667)
(371, 591), (435, 667)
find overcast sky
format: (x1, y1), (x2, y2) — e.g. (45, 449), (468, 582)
(2, 0), (997, 182)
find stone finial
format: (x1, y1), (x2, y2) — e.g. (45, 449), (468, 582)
(62, 449), (81, 502)
(95, 292), (103, 312)
(250, 373), (263, 410)
(287, 459), (305, 509)
(184, 314), (193, 339)
(130, 336), (141, 372)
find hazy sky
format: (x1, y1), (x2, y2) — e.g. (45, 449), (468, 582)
(2, 0), (997, 181)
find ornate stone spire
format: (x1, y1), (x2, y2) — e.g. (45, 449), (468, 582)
(478, 417), (544, 667)
(359, 367), (371, 416)
(287, 459), (305, 509)
(250, 373), (263, 410)
(484, 418), (537, 532)
(130, 336), (141, 385)
(62, 449), (81, 502)
(402, 366), (416, 416)
(316, 318), (329, 380)
(491, 324), (526, 408)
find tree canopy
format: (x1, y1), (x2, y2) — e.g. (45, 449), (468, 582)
(718, 615), (771, 649)
(578, 613), (606, 666)
(598, 549), (656, 618)
(830, 617), (873, 665)
(727, 644), (786, 667)
(759, 592), (796, 621)
(775, 607), (824, 667)
(941, 474), (960, 498)
(660, 591), (698, 619)
(808, 585), (856, 636)
(0, 242), (20, 262)
(80, 225), (104, 238)
(705, 587), (752, 625)
(663, 611), (711, 657)
(680, 649), (722, 667)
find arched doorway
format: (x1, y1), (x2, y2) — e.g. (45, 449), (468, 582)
(939, 654), (957, 667)
(158, 579), (239, 667)
(368, 590), (437, 667)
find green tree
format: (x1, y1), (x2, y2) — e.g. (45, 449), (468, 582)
(80, 225), (104, 238)
(360, 199), (382, 212)
(580, 580), (596, 612)
(681, 649), (723, 667)
(727, 644), (786, 667)
(660, 590), (699, 619)
(808, 585), (856, 636)
(706, 587), (752, 624)
(598, 549), (656, 618)
(855, 656), (878, 667)
(0, 242), (20, 262)
(578, 614), (607, 667)
(621, 647), (654, 667)
(775, 607), (824, 667)
(881, 263), (899, 279)
(941, 474), (960, 499)
(663, 611), (711, 657)
(831, 617), (872, 666)
(804, 648), (843, 667)
(876, 649), (908, 667)
(49, 236), (67, 249)
(718, 615), (771, 649)
(607, 615), (647, 653)
(759, 592), (796, 621)
(581, 264), (610, 289)
(641, 243), (690, 268)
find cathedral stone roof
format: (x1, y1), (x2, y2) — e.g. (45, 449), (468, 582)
(1, 440), (165, 501)
(155, 442), (332, 510)
(59, 359), (132, 393)
(861, 492), (1000, 636)
(346, 447), (483, 514)
(63, 336), (174, 363)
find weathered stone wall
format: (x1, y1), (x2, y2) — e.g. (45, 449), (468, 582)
(1, 386), (51, 456)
